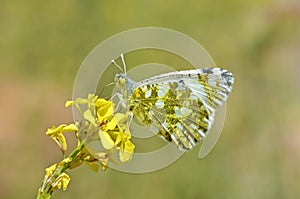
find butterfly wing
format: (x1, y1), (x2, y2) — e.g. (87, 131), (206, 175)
(128, 67), (234, 150)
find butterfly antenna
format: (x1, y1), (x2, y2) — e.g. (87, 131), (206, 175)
(111, 59), (124, 73)
(120, 53), (127, 75)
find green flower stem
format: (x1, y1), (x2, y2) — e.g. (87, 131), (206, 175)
(37, 141), (85, 199)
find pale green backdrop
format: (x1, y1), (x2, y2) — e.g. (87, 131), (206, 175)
(0, 0), (299, 198)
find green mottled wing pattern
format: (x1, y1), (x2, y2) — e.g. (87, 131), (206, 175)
(115, 68), (234, 151)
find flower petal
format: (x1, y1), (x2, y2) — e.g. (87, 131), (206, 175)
(119, 140), (135, 162)
(95, 98), (110, 107)
(125, 140), (135, 153)
(97, 100), (114, 122)
(45, 164), (57, 177)
(83, 110), (97, 126)
(51, 173), (71, 191)
(62, 124), (78, 132)
(113, 113), (127, 126)
(98, 130), (115, 150)
(75, 98), (88, 104)
(65, 100), (73, 107)
(105, 119), (117, 131)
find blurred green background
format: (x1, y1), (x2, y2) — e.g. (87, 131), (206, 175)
(1, 0), (300, 198)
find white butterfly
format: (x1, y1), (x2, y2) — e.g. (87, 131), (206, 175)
(111, 54), (234, 150)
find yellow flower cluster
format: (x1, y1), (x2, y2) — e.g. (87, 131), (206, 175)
(66, 94), (135, 163)
(40, 94), (136, 196)
(46, 94), (135, 172)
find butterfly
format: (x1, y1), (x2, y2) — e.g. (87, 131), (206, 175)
(111, 54), (234, 151)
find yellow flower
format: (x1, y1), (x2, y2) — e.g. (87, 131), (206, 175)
(83, 109), (97, 126)
(45, 124), (78, 153)
(120, 141), (135, 162)
(65, 94), (99, 118)
(65, 96), (92, 107)
(98, 112), (135, 162)
(45, 164), (57, 178)
(66, 95), (114, 127)
(115, 128), (135, 162)
(65, 100), (73, 107)
(65, 95), (135, 168)
(96, 99), (114, 123)
(98, 130), (115, 150)
(102, 113), (127, 131)
(51, 173), (71, 191)
(99, 113), (125, 150)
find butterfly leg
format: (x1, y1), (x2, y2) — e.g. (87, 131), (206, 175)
(110, 92), (127, 112)
(127, 111), (133, 126)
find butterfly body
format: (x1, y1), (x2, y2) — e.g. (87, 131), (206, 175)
(113, 68), (234, 151)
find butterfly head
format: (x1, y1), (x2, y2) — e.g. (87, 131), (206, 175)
(114, 73), (127, 86)
(114, 73), (136, 96)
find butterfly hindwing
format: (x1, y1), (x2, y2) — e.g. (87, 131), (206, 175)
(125, 68), (233, 150)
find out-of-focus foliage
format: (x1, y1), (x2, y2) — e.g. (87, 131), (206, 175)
(0, 0), (299, 198)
